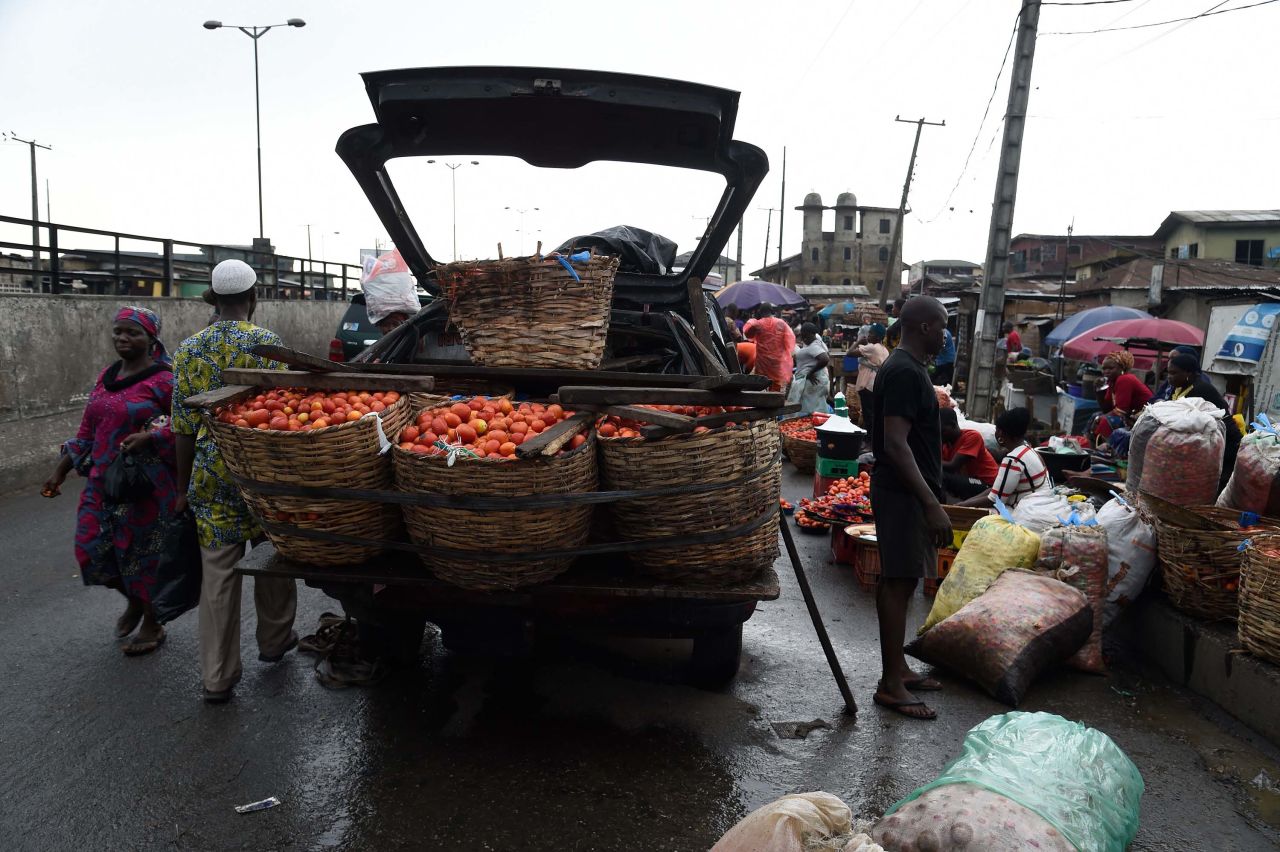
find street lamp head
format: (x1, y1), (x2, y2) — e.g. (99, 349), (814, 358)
(203, 20), (222, 29)
(287, 18), (306, 27)
(470, 160), (480, 165)
(427, 159), (437, 164)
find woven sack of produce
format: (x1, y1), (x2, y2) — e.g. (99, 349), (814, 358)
(874, 711), (1143, 852)
(1128, 398), (1225, 506)
(779, 414), (818, 473)
(919, 514), (1041, 633)
(208, 390), (412, 565)
(436, 251), (619, 369)
(1151, 505), (1279, 621)
(393, 398), (596, 591)
(908, 571), (1091, 706)
(1240, 534), (1280, 666)
(1009, 489), (1095, 534)
(1217, 425), (1280, 516)
(599, 419), (780, 586)
(1095, 496), (1157, 628)
(710, 792), (881, 852)
(1035, 515), (1109, 673)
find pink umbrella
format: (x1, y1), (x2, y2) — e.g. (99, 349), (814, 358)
(1061, 318), (1204, 370)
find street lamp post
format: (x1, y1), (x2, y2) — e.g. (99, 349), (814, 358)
(203, 18), (305, 240)
(505, 206), (540, 255)
(428, 160), (479, 261)
(4, 132), (51, 283)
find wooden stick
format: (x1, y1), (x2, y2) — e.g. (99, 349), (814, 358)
(183, 384), (257, 410)
(220, 369), (436, 393)
(514, 411), (595, 458)
(668, 310), (729, 378)
(639, 403), (798, 438)
(573, 404), (696, 431)
(553, 386), (785, 408)
(251, 344), (342, 373)
(684, 277), (721, 367)
(689, 374), (770, 390)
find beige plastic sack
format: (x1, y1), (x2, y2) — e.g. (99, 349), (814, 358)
(919, 515), (1041, 634)
(712, 792), (878, 852)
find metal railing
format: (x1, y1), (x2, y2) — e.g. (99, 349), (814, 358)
(0, 214), (361, 301)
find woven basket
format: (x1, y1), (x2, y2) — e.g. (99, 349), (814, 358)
(599, 420), (781, 585)
(436, 252), (620, 369)
(393, 437), (597, 590)
(780, 415), (818, 473)
(208, 395), (413, 565)
(1240, 534), (1280, 665)
(1151, 506), (1279, 622)
(407, 392), (455, 414)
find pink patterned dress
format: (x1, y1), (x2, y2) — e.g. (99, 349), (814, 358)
(63, 362), (179, 602)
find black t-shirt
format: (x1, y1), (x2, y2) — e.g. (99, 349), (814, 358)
(872, 347), (943, 499)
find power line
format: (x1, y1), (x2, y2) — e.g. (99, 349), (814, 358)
(791, 0), (860, 91)
(1042, 0), (1277, 34)
(1041, 0), (1146, 6)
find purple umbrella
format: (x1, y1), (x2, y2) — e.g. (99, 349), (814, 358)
(714, 279), (807, 311)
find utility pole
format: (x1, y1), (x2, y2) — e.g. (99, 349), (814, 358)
(966, 0), (1041, 420)
(760, 208), (778, 274)
(4, 132), (51, 278)
(879, 116), (945, 309)
(1055, 220), (1074, 323)
(736, 221), (745, 284)
(777, 147), (787, 269)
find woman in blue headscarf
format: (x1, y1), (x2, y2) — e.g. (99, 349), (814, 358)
(43, 306), (180, 655)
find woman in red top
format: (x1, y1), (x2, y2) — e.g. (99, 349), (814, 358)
(1092, 350), (1152, 443)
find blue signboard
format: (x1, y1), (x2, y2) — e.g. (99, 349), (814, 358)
(1216, 303), (1280, 366)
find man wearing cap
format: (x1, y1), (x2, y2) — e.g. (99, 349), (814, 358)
(172, 259), (298, 704)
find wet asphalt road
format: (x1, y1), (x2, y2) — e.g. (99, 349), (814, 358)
(3, 469), (1280, 851)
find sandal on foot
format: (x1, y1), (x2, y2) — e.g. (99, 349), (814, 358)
(115, 606), (144, 639)
(873, 692), (937, 720)
(122, 627), (166, 656)
(259, 631), (299, 663)
(300, 619), (356, 655)
(904, 676), (943, 691)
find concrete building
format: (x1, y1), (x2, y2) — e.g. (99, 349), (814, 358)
(1008, 233), (1161, 279)
(750, 191), (902, 299)
(907, 259), (982, 289)
(1155, 210), (1280, 265)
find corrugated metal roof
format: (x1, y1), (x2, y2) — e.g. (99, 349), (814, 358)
(1170, 210), (1280, 225)
(1074, 257), (1280, 293)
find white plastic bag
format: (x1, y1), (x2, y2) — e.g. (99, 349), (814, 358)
(1217, 427), (1280, 515)
(1128, 398), (1225, 505)
(361, 249), (421, 326)
(712, 792), (869, 852)
(1010, 489), (1095, 534)
(1095, 496), (1157, 627)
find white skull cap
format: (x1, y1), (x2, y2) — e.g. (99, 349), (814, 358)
(211, 259), (257, 294)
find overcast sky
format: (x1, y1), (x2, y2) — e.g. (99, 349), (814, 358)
(2, 0), (1277, 274)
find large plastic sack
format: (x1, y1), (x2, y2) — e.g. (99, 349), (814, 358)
(1217, 425), (1280, 516)
(877, 711), (1144, 852)
(710, 792), (875, 852)
(919, 515), (1041, 633)
(908, 570), (1091, 706)
(1095, 496), (1157, 628)
(872, 783), (1074, 851)
(1128, 398), (1225, 506)
(1010, 489), (1096, 534)
(1036, 517), (1109, 673)
(361, 249), (421, 325)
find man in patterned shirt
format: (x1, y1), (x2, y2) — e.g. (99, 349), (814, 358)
(172, 259), (298, 704)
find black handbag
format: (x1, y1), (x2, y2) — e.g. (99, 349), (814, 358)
(152, 511), (202, 624)
(101, 451), (154, 503)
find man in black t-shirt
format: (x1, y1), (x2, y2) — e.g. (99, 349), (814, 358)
(870, 295), (953, 721)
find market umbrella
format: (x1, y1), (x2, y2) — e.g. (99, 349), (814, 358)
(715, 279), (807, 311)
(818, 301), (856, 318)
(1044, 306), (1152, 347)
(1061, 318), (1204, 369)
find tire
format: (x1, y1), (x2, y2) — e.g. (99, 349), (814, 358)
(688, 624), (743, 688)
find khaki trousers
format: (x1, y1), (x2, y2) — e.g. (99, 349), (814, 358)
(198, 542), (297, 692)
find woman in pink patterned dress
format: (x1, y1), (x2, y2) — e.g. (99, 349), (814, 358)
(44, 306), (180, 655)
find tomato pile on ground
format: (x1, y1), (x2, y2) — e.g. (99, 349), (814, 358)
(398, 396), (582, 460)
(779, 415), (817, 442)
(794, 472), (873, 528)
(597, 405), (747, 439)
(218, 389), (401, 431)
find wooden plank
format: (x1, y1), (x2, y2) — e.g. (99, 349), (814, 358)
(574, 404), (696, 431)
(251, 344), (342, 373)
(640, 403), (798, 438)
(514, 411), (595, 458)
(271, 359), (739, 389)
(183, 384), (257, 410)
(668, 310), (729, 378)
(553, 386), (786, 408)
(685, 277), (720, 361)
(689, 373), (770, 390)
(598, 354), (666, 371)
(220, 369), (436, 393)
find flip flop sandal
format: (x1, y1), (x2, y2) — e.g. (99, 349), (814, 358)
(873, 693), (937, 720)
(314, 655), (387, 690)
(115, 608), (144, 639)
(122, 628), (166, 656)
(904, 676), (943, 692)
(299, 619), (356, 655)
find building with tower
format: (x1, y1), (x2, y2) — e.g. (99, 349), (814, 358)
(750, 191), (903, 302)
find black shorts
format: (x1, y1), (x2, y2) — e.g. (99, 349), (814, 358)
(871, 482), (938, 580)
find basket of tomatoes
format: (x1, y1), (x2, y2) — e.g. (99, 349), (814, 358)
(595, 406), (781, 586)
(779, 414), (819, 473)
(1153, 505), (1280, 622)
(1240, 535), (1280, 666)
(208, 387), (413, 565)
(392, 396), (597, 591)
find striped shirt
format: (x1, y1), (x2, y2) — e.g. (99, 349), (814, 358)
(989, 443), (1050, 507)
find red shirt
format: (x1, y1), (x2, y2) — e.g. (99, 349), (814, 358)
(942, 429), (1000, 485)
(1006, 330), (1022, 353)
(1099, 373), (1152, 415)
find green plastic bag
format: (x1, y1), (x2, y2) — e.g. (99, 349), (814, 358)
(885, 711), (1144, 852)
(920, 514), (1041, 633)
